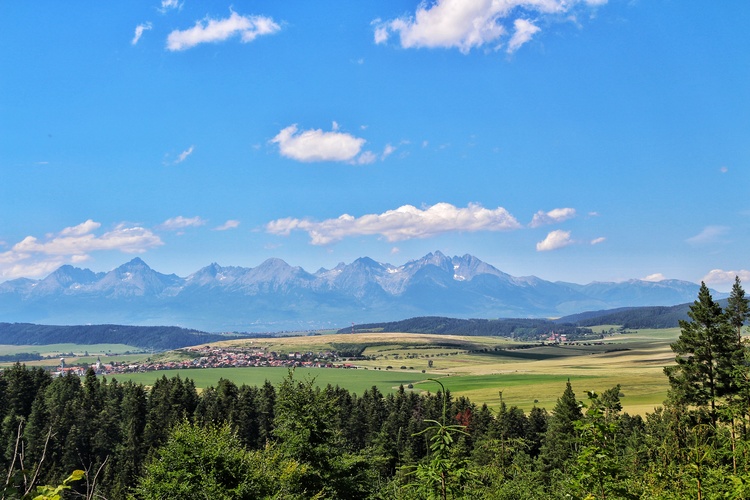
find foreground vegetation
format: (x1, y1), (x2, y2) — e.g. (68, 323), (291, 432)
(1, 279), (747, 498)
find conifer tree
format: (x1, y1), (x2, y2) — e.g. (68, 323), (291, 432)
(539, 381), (582, 477)
(665, 282), (740, 426)
(726, 276), (749, 345)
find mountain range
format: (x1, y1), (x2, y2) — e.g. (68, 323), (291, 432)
(0, 251), (722, 332)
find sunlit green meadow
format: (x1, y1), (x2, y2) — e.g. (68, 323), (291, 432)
(135, 329), (678, 414)
(110, 366), (428, 396)
(1, 328), (680, 415)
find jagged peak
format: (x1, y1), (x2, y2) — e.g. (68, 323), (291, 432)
(117, 257), (151, 270)
(255, 257), (294, 270)
(352, 256), (383, 268)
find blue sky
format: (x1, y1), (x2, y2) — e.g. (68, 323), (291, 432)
(1, 0), (748, 291)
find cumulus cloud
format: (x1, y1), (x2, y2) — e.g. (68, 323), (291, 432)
(0, 221), (162, 280)
(158, 216), (206, 231)
(132, 22), (152, 45)
(686, 225), (730, 245)
(266, 202), (522, 245)
(374, 0), (606, 54)
(529, 207), (576, 227)
(590, 236), (606, 245)
(643, 273), (667, 282)
(167, 11), (281, 51)
(214, 220), (241, 231)
(703, 270), (750, 291)
(536, 230), (573, 251)
(271, 124), (368, 163)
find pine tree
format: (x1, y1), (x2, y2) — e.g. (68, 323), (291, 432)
(665, 282), (740, 426)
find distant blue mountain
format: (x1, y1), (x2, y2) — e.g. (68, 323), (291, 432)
(0, 251), (725, 332)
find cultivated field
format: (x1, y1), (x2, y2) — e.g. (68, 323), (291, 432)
(0, 343), (148, 367)
(110, 328), (678, 415)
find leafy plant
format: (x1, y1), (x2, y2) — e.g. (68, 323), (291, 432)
(405, 379), (475, 499)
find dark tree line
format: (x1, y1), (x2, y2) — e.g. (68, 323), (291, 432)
(0, 323), (243, 351)
(344, 316), (592, 340)
(1, 278), (749, 498)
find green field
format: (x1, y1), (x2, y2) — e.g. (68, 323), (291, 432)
(0, 343), (143, 357)
(107, 328), (680, 414)
(0, 344), (150, 368)
(110, 366), (428, 395)
(1, 328), (681, 415)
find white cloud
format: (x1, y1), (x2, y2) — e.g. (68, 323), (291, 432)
(271, 124), (367, 163)
(266, 202), (522, 245)
(0, 258), (68, 281)
(214, 220), (241, 231)
(355, 151), (378, 165)
(643, 273), (667, 282)
(529, 207), (576, 227)
(158, 216), (206, 231)
(159, 0), (181, 13)
(373, 22), (389, 44)
(382, 143), (396, 160)
(175, 145), (194, 164)
(132, 22), (152, 45)
(60, 219), (101, 237)
(686, 225), (730, 245)
(590, 236), (606, 245)
(374, 0), (606, 53)
(166, 11), (281, 51)
(13, 222), (161, 255)
(536, 229), (573, 251)
(0, 221), (163, 280)
(507, 19), (541, 53)
(703, 269), (750, 289)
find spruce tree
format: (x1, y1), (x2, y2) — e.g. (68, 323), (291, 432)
(665, 282), (740, 426)
(726, 276), (749, 345)
(724, 277), (750, 429)
(539, 380), (582, 476)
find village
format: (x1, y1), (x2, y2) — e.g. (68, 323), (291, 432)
(54, 345), (355, 377)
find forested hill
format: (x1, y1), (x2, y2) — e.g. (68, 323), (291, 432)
(556, 303), (696, 328)
(339, 316), (591, 340)
(0, 323), (243, 350)
(343, 303), (705, 338)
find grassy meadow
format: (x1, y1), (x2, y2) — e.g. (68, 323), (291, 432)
(109, 328), (679, 415)
(0, 343), (148, 368)
(1, 328), (679, 415)
(112, 366), (429, 396)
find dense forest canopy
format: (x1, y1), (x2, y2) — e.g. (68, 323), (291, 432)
(341, 317), (593, 341)
(0, 323), (248, 351)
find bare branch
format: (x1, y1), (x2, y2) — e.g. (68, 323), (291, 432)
(23, 426), (54, 497)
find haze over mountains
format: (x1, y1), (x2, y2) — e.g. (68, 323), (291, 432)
(0, 251), (722, 332)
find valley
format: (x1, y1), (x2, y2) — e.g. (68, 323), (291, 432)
(10, 327), (676, 415)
